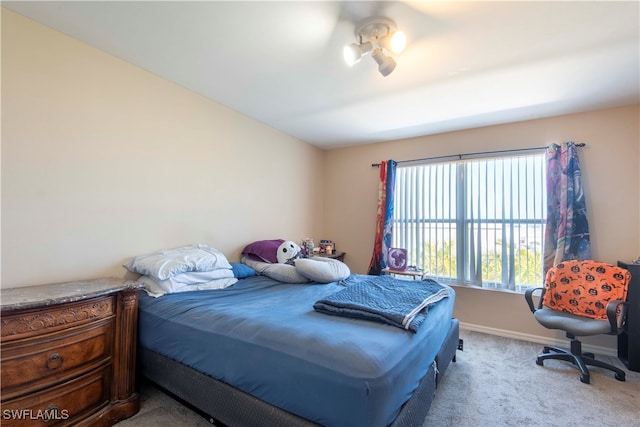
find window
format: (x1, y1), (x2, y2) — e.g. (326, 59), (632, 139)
(392, 153), (546, 291)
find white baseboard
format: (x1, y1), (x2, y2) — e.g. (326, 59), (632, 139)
(459, 322), (618, 357)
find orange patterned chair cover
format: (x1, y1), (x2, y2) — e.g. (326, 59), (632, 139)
(542, 260), (630, 320)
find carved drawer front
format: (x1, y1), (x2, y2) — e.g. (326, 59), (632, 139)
(1, 319), (113, 399)
(1, 296), (115, 342)
(0, 365), (111, 427)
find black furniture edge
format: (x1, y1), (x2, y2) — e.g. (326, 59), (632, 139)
(617, 261), (640, 372)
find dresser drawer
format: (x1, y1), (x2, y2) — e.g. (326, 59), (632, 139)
(1, 296), (115, 342)
(0, 365), (111, 427)
(1, 319), (113, 399)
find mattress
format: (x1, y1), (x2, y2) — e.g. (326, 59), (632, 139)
(138, 275), (455, 427)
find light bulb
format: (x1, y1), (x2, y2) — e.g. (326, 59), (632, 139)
(343, 41), (373, 66)
(343, 43), (361, 66)
(389, 30), (406, 54)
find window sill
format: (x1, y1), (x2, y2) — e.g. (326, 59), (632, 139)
(435, 278), (535, 295)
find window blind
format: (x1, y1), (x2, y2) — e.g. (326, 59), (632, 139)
(392, 153), (546, 291)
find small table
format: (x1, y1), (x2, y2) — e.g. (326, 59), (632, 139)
(313, 252), (346, 262)
(382, 268), (425, 280)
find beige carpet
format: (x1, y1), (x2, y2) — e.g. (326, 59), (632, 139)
(425, 331), (639, 427)
(116, 330), (640, 427)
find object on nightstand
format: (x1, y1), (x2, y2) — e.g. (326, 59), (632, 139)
(301, 238), (314, 257)
(387, 248), (408, 271)
(319, 240), (336, 254)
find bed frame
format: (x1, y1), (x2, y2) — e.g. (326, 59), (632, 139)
(138, 318), (459, 427)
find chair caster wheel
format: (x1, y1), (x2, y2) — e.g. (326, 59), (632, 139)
(580, 374), (590, 384)
(536, 357), (543, 366)
(615, 373), (625, 381)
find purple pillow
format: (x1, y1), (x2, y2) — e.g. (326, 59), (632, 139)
(241, 239), (284, 264)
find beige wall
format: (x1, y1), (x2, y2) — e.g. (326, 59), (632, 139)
(1, 9), (324, 288)
(324, 105), (640, 349)
(3, 8), (639, 352)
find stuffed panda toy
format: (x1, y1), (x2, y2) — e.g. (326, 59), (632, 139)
(276, 240), (304, 265)
(242, 239), (350, 284)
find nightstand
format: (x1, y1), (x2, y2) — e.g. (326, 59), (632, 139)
(1, 278), (142, 426)
(313, 252), (346, 262)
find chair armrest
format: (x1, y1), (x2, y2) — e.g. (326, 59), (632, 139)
(606, 300), (629, 334)
(524, 287), (544, 313)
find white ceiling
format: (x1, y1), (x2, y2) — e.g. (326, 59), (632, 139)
(4, 1), (639, 148)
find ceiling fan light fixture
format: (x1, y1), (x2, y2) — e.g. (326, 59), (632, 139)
(343, 16), (404, 76)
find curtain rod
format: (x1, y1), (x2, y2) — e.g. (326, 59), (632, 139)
(371, 143), (586, 167)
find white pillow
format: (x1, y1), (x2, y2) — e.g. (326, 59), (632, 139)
(139, 275), (238, 298)
(124, 243), (232, 281)
(150, 268), (234, 290)
(242, 256), (310, 284)
(294, 257), (350, 283)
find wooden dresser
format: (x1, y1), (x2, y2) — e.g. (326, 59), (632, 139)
(1, 278), (141, 426)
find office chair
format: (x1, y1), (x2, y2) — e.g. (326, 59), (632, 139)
(525, 260), (630, 384)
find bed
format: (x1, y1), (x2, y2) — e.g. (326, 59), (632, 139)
(136, 273), (459, 427)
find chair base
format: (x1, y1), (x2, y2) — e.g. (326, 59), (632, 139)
(536, 339), (626, 384)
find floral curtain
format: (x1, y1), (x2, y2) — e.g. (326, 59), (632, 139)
(368, 160), (397, 275)
(543, 142), (591, 273)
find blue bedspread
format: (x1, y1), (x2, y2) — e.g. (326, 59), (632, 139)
(314, 275), (449, 332)
(138, 274), (455, 427)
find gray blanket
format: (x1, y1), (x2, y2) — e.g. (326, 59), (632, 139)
(313, 274), (450, 333)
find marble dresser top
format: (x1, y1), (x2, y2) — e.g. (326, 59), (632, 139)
(1, 277), (143, 312)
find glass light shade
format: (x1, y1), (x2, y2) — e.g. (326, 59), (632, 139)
(388, 30), (406, 54)
(343, 41), (374, 66)
(343, 43), (362, 66)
